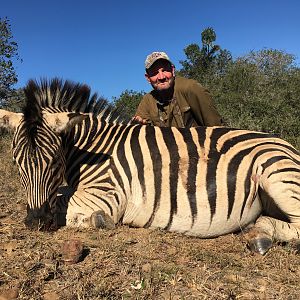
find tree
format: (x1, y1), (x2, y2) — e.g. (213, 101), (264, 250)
(178, 27), (232, 86)
(112, 89), (145, 119)
(3, 87), (25, 112)
(0, 17), (20, 108)
(215, 49), (300, 146)
(200, 27), (220, 66)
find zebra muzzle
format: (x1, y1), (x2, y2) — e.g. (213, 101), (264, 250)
(25, 202), (54, 230)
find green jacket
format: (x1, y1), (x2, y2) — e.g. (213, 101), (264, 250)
(135, 76), (223, 127)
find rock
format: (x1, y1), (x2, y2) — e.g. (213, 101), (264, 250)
(61, 239), (83, 264)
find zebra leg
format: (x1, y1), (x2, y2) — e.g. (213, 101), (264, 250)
(246, 216), (300, 255)
(65, 209), (115, 229)
(63, 190), (118, 229)
(245, 176), (300, 255)
(245, 217), (275, 255)
(52, 188), (116, 229)
(89, 211), (116, 229)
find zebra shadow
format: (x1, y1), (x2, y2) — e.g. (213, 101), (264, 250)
(54, 145), (111, 227)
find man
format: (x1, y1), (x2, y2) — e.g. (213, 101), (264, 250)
(133, 51), (223, 127)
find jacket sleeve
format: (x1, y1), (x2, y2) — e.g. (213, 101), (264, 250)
(135, 95), (152, 121)
(187, 81), (223, 126)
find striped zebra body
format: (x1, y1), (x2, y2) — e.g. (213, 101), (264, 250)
(61, 120), (299, 239)
(1, 78), (300, 254)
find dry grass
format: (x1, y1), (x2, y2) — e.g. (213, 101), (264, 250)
(1, 135), (300, 300)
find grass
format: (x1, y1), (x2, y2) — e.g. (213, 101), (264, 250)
(1, 135), (300, 299)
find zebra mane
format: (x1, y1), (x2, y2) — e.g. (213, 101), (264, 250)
(23, 78), (130, 121)
(22, 78), (131, 149)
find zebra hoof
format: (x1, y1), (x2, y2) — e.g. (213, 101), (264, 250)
(248, 237), (273, 255)
(89, 211), (115, 229)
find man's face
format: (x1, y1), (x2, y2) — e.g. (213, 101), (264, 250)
(145, 59), (175, 91)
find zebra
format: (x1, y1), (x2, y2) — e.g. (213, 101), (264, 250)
(1, 78), (300, 255)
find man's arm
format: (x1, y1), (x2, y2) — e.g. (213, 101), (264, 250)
(188, 82), (223, 126)
(132, 95), (152, 125)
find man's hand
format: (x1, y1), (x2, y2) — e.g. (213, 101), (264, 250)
(131, 115), (149, 125)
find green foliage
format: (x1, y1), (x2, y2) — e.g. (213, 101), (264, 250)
(209, 49), (300, 146)
(2, 87), (25, 112)
(0, 17), (20, 108)
(112, 89), (145, 118)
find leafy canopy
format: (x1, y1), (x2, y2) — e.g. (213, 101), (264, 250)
(112, 89), (145, 119)
(0, 17), (20, 109)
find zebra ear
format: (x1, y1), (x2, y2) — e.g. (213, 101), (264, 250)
(0, 109), (23, 130)
(43, 112), (87, 133)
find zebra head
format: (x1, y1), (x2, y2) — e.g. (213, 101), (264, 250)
(0, 108), (85, 230)
(0, 79), (92, 230)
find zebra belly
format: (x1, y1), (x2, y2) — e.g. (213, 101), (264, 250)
(122, 183), (263, 237)
(184, 198), (262, 237)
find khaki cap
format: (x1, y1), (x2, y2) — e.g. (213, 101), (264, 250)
(145, 51), (172, 69)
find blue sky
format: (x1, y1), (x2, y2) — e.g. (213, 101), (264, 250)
(2, 0), (300, 101)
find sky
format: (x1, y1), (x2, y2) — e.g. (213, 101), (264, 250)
(2, 0), (300, 101)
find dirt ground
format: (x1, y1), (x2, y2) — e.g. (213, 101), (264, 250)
(1, 135), (300, 300)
